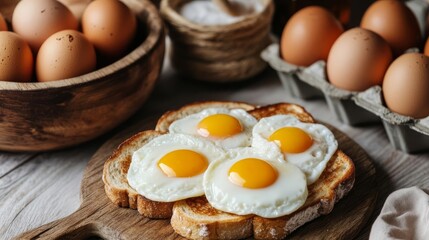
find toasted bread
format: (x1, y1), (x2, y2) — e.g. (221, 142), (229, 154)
(102, 130), (175, 218)
(103, 101), (256, 218)
(171, 197), (253, 240)
(248, 102), (315, 123)
(252, 150), (355, 239)
(102, 101), (355, 239)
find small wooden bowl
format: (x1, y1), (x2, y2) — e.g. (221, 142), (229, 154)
(161, 0), (274, 83)
(0, 0), (165, 152)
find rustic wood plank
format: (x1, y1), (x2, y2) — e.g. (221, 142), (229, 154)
(0, 154), (37, 179)
(0, 143), (100, 238)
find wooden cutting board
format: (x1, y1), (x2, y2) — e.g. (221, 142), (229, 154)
(18, 119), (377, 240)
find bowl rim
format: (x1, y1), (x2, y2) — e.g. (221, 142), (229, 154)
(160, 0), (273, 31)
(0, 0), (164, 91)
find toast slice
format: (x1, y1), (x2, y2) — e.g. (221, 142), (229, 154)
(103, 101), (256, 218)
(102, 130), (176, 218)
(252, 150), (355, 239)
(171, 197), (253, 240)
(248, 102), (315, 123)
(169, 103), (355, 239)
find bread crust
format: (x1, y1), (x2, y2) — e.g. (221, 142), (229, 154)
(102, 101), (356, 239)
(250, 102), (315, 123)
(252, 151), (355, 239)
(171, 197), (253, 240)
(102, 130), (174, 218)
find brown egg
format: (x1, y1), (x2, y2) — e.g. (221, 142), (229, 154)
(280, 6), (343, 67)
(0, 32), (33, 82)
(361, 0), (421, 56)
(81, 0), (137, 61)
(36, 30), (96, 82)
(12, 0), (78, 52)
(0, 14), (7, 31)
(383, 53), (429, 119)
(327, 28), (392, 91)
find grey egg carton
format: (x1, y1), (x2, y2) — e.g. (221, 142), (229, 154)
(261, 43), (429, 153)
(355, 87), (429, 153)
(261, 43), (380, 126)
(261, 44), (324, 100)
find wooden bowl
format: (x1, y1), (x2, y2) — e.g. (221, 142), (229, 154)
(0, 0), (165, 152)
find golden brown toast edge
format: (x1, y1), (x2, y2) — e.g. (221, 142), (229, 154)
(102, 130), (174, 218)
(252, 150), (355, 239)
(250, 102), (315, 123)
(171, 197), (254, 240)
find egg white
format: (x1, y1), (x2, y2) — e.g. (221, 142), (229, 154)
(203, 147), (308, 218)
(168, 108), (257, 149)
(127, 133), (225, 202)
(252, 115), (338, 185)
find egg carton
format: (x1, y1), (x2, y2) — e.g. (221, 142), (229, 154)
(262, 43), (429, 153)
(261, 43), (380, 126)
(261, 44), (324, 99)
(355, 87), (429, 153)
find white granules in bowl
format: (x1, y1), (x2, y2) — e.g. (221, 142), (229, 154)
(179, 0), (264, 25)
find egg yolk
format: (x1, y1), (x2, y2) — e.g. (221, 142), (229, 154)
(228, 158), (278, 189)
(269, 127), (313, 154)
(197, 114), (242, 139)
(158, 149), (208, 178)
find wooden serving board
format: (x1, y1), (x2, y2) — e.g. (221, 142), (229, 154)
(18, 119), (377, 240)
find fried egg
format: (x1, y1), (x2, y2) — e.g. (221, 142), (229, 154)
(127, 133), (225, 202)
(252, 115), (338, 185)
(203, 147), (308, 218)
(168, 108), (257, 149)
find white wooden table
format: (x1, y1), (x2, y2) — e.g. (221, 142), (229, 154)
(1, 58), (429, 240)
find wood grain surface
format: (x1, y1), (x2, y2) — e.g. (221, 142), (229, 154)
(15, 112), (377, 239)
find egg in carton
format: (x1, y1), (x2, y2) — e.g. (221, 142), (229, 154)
(261, 43), (380, 126)
(355, 86), (429, 153)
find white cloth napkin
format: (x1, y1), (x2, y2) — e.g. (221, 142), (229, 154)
(370, 187), (429, 240)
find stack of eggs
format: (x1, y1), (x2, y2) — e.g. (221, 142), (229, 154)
(0, 0), (137, 83)
(160, 0), (274, 82)
(263, 0), (429, 152)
